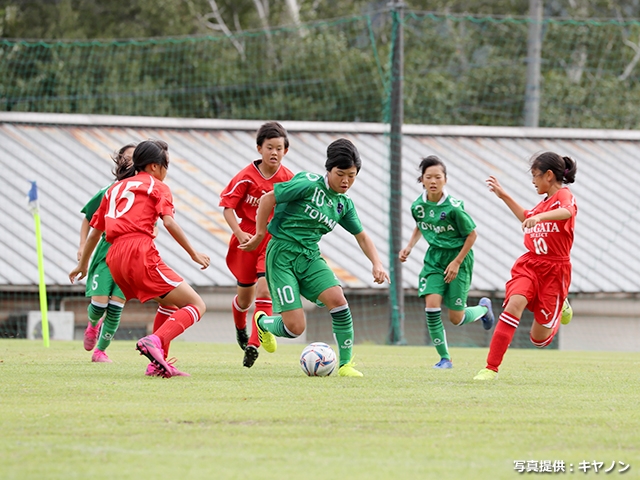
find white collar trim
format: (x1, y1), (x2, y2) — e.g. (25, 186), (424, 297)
(422, 188), (449, 205)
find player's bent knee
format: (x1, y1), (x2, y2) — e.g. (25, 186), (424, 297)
(282, 316), (305, 336)
(530, 332), (554, 348)
(189, 299), (206, 317)
(286, 323), (305, 336)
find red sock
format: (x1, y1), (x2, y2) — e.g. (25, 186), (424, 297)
(249, 297), (273, 347)
(155, 305), (200, 347)
(154, 306), (178, 357)
(486, 312), (520, 372)
(232, 295), (250, 330)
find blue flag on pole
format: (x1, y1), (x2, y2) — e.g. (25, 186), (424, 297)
(28, 181), (39, 214)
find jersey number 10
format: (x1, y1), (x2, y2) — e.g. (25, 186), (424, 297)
(532, 237), (548, 255)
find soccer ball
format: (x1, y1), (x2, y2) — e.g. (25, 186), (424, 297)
(299, 342), (337, 377)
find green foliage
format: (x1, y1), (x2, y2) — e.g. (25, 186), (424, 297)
(402, 13), (640, 128)
(403, 14), (530, 125)
(4, 7), (640, 128)
(1, 340), (639, 479)
(0, 0), (200, 39)
(4, 1), (640, 41)
(0, 16), (387, 121)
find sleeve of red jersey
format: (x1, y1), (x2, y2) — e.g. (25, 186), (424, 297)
(219, 170), (250, 209)
(89, 190), (109, 231)
(155, 184), (175, 218)
(556, 188), (577, 217)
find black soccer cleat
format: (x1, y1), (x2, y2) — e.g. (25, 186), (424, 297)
(243, 345), (259, 368)
(236, 327), (249, 351)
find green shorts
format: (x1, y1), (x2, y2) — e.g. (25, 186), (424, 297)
(265, 239), (340, 313)
(85, 239), (124, 299)
(418, 247), (473, 311)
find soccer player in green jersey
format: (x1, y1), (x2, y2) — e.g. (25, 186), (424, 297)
(239, 138), (390, 377)
(77, 144), (135, 363)
(399, 155), (495, 369)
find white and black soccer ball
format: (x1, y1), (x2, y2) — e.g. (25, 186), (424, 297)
(299, 342), (337, 377)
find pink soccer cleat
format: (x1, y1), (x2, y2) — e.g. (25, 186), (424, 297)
(145, 363), (161, 376)
(83, 319), (102, 351)
(145, 358), (190, 378)
(166, 357), (190, 377)
(91, 349), (112, 363)
(136, 334), (172, 378)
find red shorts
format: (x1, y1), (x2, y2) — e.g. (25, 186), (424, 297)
(226, 224), (269, 286)
(106, 235), (183, 303)
(504, 252), (571, 328)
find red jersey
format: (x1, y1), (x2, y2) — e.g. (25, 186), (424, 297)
(91, 171), (174, 244)
(219, 160), (294, 225)
(523, 187), (577, 260)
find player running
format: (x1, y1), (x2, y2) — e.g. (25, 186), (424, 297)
(474, 151), (577, 380)
(76, 143), (135, 363)
(240, 138), (389, 376)
(220, 122), (294, 368)
(70, 140), (210, 378)
(399, 155), (494, 369)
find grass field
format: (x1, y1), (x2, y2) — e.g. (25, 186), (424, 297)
(1, 340), (639, 480)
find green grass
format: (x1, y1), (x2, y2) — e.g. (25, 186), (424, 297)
(1, 340), (639, 480)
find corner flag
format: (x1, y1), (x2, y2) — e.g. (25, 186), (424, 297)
(28, 181), (50, 347)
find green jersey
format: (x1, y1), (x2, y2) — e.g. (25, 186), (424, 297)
(81, 184), (110, 222)
(269, 172), (363, 250)
(411, 190), (476, 250)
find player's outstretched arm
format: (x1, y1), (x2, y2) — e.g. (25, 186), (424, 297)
(521, 208), (573, 230)
(239, 191), (276, 252)
(69, 227), (102, 283)
(354, 231), (390, 284)
(398, 226), (422, 263)
(223, 207), (252, 244)
(77, 218), (90, 261)
(444, 229), (477, 283)
(486, 175), (526, 222)
(163, 215), (210, 270)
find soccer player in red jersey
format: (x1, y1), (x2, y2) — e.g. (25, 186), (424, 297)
(70, 140), (210, 378)
(219, 122), (294, 368)
(474, 151), (578, 380)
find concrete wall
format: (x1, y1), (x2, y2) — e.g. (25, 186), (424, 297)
(558, 298), (640, 352)
(1, 290), (639, 352)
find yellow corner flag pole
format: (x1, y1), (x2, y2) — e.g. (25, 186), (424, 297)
(28, 181), (49, 347)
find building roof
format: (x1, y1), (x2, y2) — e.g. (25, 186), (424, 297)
(1, 112), (639, 293)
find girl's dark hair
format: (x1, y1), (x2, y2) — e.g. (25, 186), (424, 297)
(530, 151), (577, 185)
(256, 121), (289, 149)
(121, 140), (169, 179)
(112, 143), (137, 181)
(417, 155), (447, 182)
(325, 138), (361, 173)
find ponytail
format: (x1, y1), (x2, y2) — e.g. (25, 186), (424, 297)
(112, 143), (137, 181)
(562, 156), (577, 184)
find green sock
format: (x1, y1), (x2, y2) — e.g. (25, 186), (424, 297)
(426, 308), (450, 360)
(257, 315), (297, 338)
(96, 300), (123, 351)
(458, 304), (488, 326)
(331, 305), (353, 366)
(87, 301), (107, 327)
